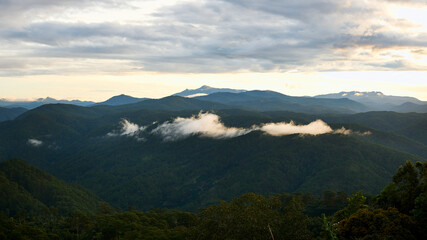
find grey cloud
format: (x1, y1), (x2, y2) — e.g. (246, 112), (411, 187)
(368, 60), (414, 70)
(335, 32), (427, 49)
(223, 0), (351, 21)
(0, 0), (120, 28)
(0, 0), (425, 74)
(3, 22), (170, 46)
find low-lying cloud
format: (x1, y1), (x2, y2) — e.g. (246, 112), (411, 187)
(107, 119), (147, 141)
(109, 113), (371, 142)
(28, 138), (43, 147)
(259, 121), (371, 136)
(150, 112), (371, 141)
(151, 113), (251, 141)
(260, 120), (333, 136)
(333, 127), (372, 136)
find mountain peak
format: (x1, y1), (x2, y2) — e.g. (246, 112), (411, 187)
(199, 85), (213, 90)
(338, 91), (384, 97)
(173, 85), (246, 97)
(36, 97), (56, 102)
(95, 94), (147, 106)
(111, 94), (132, 98)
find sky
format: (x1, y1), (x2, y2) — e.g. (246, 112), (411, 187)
(0, 0), (426, 101)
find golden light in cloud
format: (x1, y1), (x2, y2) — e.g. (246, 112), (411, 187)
(393, 6), (427, 29)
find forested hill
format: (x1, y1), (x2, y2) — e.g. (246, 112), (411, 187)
(0, 102), (425, 211)
(0, 161), (426, 240)
(0, 159), (106, 216)
(0, 95), (426, 239)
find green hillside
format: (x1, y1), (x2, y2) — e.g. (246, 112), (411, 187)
(1, 161), (426, 240)
(0, 159), (105, 216)
(322, 111), (427, 143)
(0, 103), (425, 212)
(44, 132), (423, 211)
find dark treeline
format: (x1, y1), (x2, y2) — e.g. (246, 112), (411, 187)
(1, 160), (426, 240)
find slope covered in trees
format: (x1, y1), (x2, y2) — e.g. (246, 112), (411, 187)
(0, 103), (425, 211)
(1, 161), (425, 239)
(0, 159), (105, 216)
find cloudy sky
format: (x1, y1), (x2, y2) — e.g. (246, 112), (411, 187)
(0, 0), (426, 101)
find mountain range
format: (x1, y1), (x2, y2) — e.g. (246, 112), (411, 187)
(1, 86), (426, 115)
(315, 91), (426, 111)
(0, 91), (425, 211)
(0, 86), (426, 211)
(0, 97), (94, 109)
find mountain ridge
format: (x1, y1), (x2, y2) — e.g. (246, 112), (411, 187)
(315, 91), (426, 111)
(2, 87), (426, 113)
(0, 97), (95, 109)
(195, 90), (368, 114)
(94, 94), (149, 106)
(0, 103), (425, 210)
(173, 85), (246, 97)
(0, 158), (105, 216)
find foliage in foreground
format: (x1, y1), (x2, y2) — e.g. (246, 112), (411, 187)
(0, 161), (426, 240)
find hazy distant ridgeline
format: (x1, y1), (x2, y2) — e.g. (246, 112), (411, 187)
(1, 86), (426, 113)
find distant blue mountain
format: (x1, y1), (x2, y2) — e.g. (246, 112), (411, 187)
(0, 97), (94, 109)
(1, 88), (425, 113)
(94, 94), (148, 106)
(315, 91), (425, 111)
(195, 90), (368, 114)
(173, 85), (246, 97)
(117, 95), (231, 112)
(0, 107), (27, 122)
(391, 102), (427, 113)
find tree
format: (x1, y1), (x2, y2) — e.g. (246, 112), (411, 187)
(321, 214), (338, 240)
(333, 191), (367, 223)
(193, 193), (283, 240)
(337, 207), (417, 240)
(69, 211), (90, 240)
(280, 197), (312, 240)
(376, 161), (421, 214)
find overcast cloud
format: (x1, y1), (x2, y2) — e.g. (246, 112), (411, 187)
(0, 0), (426, 75)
